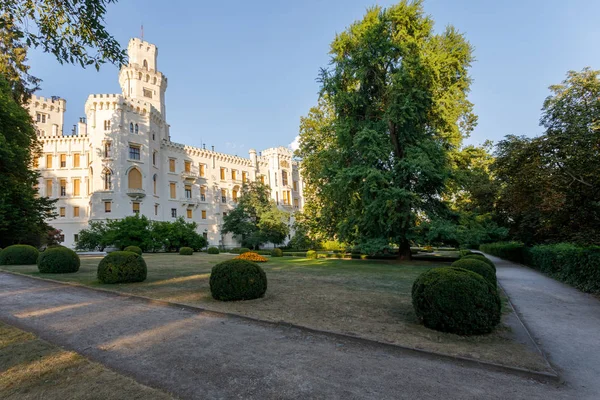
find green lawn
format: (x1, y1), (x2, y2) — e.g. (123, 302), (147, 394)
(1, 252), (549, 372)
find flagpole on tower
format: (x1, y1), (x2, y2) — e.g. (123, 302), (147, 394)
(141, 24), (144, 40)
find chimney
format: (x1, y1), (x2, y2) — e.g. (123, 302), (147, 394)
(211, 145), (214, 151)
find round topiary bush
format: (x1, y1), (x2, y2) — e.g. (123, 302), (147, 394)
(462, 254), (495, 271)
(271, 248), (283, 257)
(210, 259), (267, 301)
(0, 245), (39, 265)
(451, 258), (497, 287)
(97, 251), (147, 284)
(239, 247), (251, 254)
(412, 267), (501, 335)
(37, 246), (80, 273)
(179, 247), (193, 255)
(306, 250), (317, 259)
(207, 247), (220, 254)
(123, 245), (143, 255)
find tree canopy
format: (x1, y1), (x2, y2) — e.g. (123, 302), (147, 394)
(297, 1), (476, 258)
(222, 181), (290, 249)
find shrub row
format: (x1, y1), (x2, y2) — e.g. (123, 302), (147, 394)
(482, 242), (600, 294)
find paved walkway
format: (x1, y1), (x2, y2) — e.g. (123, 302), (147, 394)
(482, 253), (600, 399)
(0, 272), (575, 400)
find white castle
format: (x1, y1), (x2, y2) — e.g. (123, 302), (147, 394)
(29, 38), (304, 249)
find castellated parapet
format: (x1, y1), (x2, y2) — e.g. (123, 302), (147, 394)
(31, 37), (303, 249)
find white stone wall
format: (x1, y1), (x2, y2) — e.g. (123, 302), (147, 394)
(30, 37), (303, 249)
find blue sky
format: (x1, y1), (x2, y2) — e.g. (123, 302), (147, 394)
(27, 0), (600, 155)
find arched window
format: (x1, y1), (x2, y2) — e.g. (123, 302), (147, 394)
(103, 168), (112, 190)
(143, 59), (148, 69)
(145, 74), (150, 82)
(134, 124), (139, 134)
(153, 77), (157, 84)
(128, 168), (142, 189)
(129, 122), (134, 133)
(138, 72), (142, 80)
(153, 174), (157, 195)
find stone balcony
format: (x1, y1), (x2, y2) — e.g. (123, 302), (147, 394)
(126, 188), (146, 198)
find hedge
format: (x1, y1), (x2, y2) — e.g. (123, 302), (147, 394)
(480, 242), (526, 263)
(37, 246), (80, 273)
(97, 251), (147, 284)
(210, 259), (267, 301)
(461, 254), (496, 271)
(179, 247), (193, 255)
(207, 247), (219, 254)
(412, 267), (501, 335)
(306, 250), (317, 259)
(282, 252), (307, 257)
(0, 245), (39, 265)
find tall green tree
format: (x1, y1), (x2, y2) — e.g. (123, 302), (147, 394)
(298, 1), (476, 258)
(222, 182), (290, 248)
(494, 68), (600, 245)
(1, 1), (126, 102)
(0, 75), (56, 247)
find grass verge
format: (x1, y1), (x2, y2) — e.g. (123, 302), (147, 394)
(0, 321), (173, 400)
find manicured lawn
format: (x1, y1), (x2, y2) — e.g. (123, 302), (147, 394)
(1, 252), (549, 371)
(0, 321), (173, 400)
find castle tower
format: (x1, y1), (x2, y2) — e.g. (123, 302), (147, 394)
(118, 38), (168, 117)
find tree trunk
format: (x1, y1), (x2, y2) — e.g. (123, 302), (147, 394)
(397, 238), (412, 261)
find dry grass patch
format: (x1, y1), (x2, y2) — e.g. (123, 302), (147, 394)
(2, 252), (550, 372)
(0, 321), (174, 400)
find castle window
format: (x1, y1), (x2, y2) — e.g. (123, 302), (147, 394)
(221, 189), (226, 203)
(220, 168), (225, 181)
(293, 181), (298, 191)
(152, 151), (157, 166)
(73, 206), (80, 217)
(104, 201), (111, 213)
(59, 207), (66, 217)
(36, 113), (47, 123)
(73, 153), (80, 168)
(184, 160), (191, 172)
(132, 202), (140, 214)
(152, 132), (155, 141)
(143, 59), (148, 69)
(242, 171), (247, 182)
(74, 234), (79, 242)
(169, 182), (176, 199)
(260, 175), (265, 184)
(199, 164), (205, 177)
(201, 210), (207, 219)
(46, 179), (53, 197)
(185, 184), (192, 199)
(128, 168), (142, 189)
(187, 209), (193, 219)
(282, 171), (288, 186)
(153, 77), (157, 84)
(153, 174), (157, 194)
(103, 169), (112, 190)
(130, 122), (134, 133)
(200, 186), (206, 201)
(60, 154), (66, 168)
(143, 88), (152, 98)
(145, 74), (150, 82)
(104, 142), (112, 158)
(154, 204), (158, 216)
(169, 159), (176, 172)
(135, 123), (139, 134)
(171, 208), (177, 218)
(104, 120), (111, 130)
(232, 189), (238, 202)
(129, 144), (141, 160)
(73, 179), (80, 196)
(46, 154), (53, 168)
(294, 198), (299, 209)
(60, 179), (67, 196)
(231, 170), (237, 180)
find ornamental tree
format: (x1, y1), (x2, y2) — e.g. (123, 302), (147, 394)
(297, 1), (476, 259)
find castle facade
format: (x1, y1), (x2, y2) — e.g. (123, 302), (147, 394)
(29, 38), (303, 249)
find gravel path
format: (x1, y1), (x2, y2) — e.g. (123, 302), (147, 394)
(0, 272), (574, 399)
(484, 253), (600, 399)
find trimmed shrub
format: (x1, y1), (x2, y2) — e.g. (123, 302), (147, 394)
(239, 247), (251, 254)
(37, 247), (80, 273)
(480, 242), (526, 263)
(179, 247), (193, 255)
(255, 250), (272, 256)
(207, 247), (220, 254)
(0, 245), (39, 265)
(230, 247), (241, 254)
(235, 252), (267, 262)
(462, 254), (496, 271)
(123, 245), (143, 255)
(270, 248), (283, 257)
(97, 251), (147, 284)
(210, 259), (267, 301)
(451, 258), (497, 287)
(306, 250), (317, 259)
(412, 267), (501, 335)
